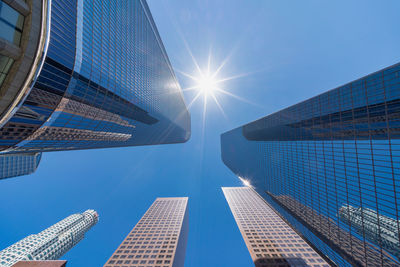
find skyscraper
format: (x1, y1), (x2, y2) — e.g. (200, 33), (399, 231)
(221, 63), (400, 266)
(339, 204), (400, 260)
(0, 0), (190, 154)
(222, 187), (329, 267)
(0, 152), (41, 180)
(0, 210), (98, 267)
(104, 197), (188, 267)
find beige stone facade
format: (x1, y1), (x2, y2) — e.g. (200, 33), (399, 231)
(104, 197), (188, 267)
(222, 187), (329, 267)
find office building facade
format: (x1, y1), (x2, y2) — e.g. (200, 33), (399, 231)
(11, 260), (67, 267)
(222, 187), (329, 267)
(104, 197), (188, 267)
(0, 152), (41, 180)
(0, 210), (98, 267)
(221, 63), (400, 266)
(0, 0), (190, 154)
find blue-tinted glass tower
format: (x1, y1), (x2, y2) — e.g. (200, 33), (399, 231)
(221, 63), (400, 266)
(0, 152), (41, 180)
(0, 0), (190, 155)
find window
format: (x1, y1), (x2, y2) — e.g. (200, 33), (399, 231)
(0, 1), (24, 45)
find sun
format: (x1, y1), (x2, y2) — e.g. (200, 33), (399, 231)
(177, 48), (253, 119)
(196, 74), (217, 96)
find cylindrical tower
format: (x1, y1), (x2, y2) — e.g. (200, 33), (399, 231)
(0, 210), (98, 267)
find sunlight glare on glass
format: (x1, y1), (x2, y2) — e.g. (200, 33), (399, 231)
(239, 176), (252, 187)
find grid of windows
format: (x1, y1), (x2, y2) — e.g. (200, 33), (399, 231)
(0, 0), (190, 153)
(222, 187), (329, 267)
(0, 152), (41, 180)
(221, 63), (400, 266)
(104, 198), (188, 267)
(0, 210), (98, 267)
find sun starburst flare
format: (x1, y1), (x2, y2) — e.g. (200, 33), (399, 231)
(177, 50), (253, 120)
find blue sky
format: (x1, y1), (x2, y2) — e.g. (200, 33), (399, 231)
(1, 1), (400, 266)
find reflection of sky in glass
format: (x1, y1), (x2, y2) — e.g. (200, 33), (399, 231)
(0, 0), (190, 154)
(221, 63), (400, 265)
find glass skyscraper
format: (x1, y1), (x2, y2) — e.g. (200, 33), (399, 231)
(221, 63), (400, 266)
(0, 152), (41, 180)
(0, 0), (190, 155)
(0, 210), (98, 267)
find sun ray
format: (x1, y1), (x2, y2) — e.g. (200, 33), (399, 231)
(210, 92), (227, 119)
(187, 91), (203, 109)
(201, 93), (207, 140)
(181, 37), (202, 76)
(175, 69), (200, 81)
(211, 45), (238, 79)
(207, 48), (212, 76)
(213, 71), (253, 84)
(181, 86), (201, 92)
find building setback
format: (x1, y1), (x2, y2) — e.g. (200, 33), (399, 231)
(222, 187), (329, 267)
(0, 0), (190, 178)
(104, 197), (188, 267)
(221, 63), (400, 266)
(0, 210), (98, 267)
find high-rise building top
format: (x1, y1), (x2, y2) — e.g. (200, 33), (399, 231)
(0, 210), (98, 267)
(222, 187), (329, 267)
(104, 197), (188, 267)
(0, 152), (41, 180)
(221, 62), (400, 266)
(0, 0), (190, 155)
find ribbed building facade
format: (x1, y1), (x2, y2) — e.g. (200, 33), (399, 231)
(0, 210), (98, 267)
(104, 198), (188, 267)
(221, 63), (400, 266)
(0, 0), (190, 154)
(222, 187), (329, 267)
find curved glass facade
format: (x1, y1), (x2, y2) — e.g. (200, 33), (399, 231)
(221, 63), (400, 266)
(0, 0), (190, 153)
(0, 1), (24, 88)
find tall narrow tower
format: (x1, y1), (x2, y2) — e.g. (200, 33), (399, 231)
(104, 197), (188, 267)
(222, 187), (329, 267)
(0, 210), (98, 267)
